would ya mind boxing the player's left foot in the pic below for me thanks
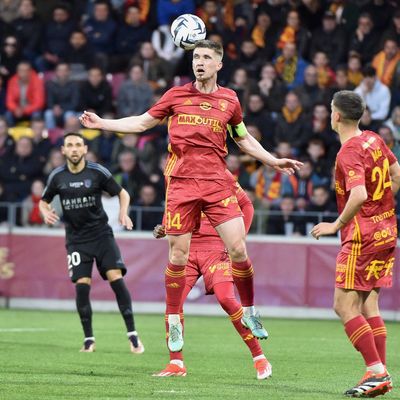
[128,333,145,354]
[168,322,184,352]
[241,313,269,340]
[152,363,187,377]
[254,358,272,380]
[79,338,95,353]
[344,370,392,397]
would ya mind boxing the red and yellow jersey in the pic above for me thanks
[148,82,243,180]
[335,130,397,255]
[190,176,253,251]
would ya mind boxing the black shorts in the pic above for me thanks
[66,235,126,283]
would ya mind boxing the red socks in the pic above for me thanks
[231,258,254,307]
[165,262,186,314]
[344,315,381,367]
[367,316,387,365]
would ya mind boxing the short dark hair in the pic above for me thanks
[362,64,376,77]
[63,132,85,144]
[332,90,365,121]
[194,39,223,59]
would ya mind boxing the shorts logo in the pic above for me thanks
[84,179,92,188]
[200,102,212,111]
[219,100,228,111]
[365,257,394,280]
[336,274,344,283]
[221,195,238,207]
[209,262,230,274]
[166,282,180,288]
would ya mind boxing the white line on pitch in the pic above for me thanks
[0,328,51,332]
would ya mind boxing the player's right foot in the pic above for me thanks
[79,338,95,352]
[168,322,184,352]
[344,370,392,397]
[241,313,269,340]
[152,363,187,377]
[128,333,145,354]
[254,358,272,380]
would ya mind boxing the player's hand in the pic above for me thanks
[273,158,303,175]
[153,224,166,239]
[42,208,59,225]
[119,214,133,230]
[79,110,103,129]
[310,222,338,240]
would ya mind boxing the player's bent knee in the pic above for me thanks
[227,241,247,261]
[169,248,189,265]
[76,277,91,285]
[106,269,123,282]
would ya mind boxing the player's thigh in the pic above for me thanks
[214,217,246,252]
[165,177,202,235]
[66,243,94,283]
[333,287,364,322]
[197,250,232,294]
[94,236,126,281]
[362,288,381,318]
[185,252,201,291]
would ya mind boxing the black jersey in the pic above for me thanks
[42,161,122,244]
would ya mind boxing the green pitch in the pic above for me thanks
[0,310,399,400]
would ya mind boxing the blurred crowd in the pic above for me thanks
[0,0,400,235]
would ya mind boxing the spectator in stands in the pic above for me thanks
[250,11,277,61]
[361,0,396,33]
[132,184,163,231]
[43,148,64,177]
[112,5,151,73]
[306,138,330,185]
[381,8,400,46]
[274,91,309,151]
[225,153,251,188]
[312,51,335,89]
[355,64,391,122]
[113,150,149,204]
[347,52,363,87]
[296,0,324,33]
[156,0,195,27]
[36,4,76,72]
[151,23,183,67]
[359,106,380,132]
[89,126,118,168]
[310,11,346,68]
[372,39,400,88]
[21,178,44,226]
[258,62,287,114]
[79,67,113,116]
[0,75,5,115]
[0,0,21,23]
[282,159,317,201]
[0,116,14,156]
[276,10,310,60]
[83,0,116,68]
[64,30,96,81]
[0,35,23,84]
[12,0,43,63]
[327,65,355,99]
[228,67,257,112]
[274,42,308,90]
[349,13,380,64]
[197,0,234,35]
[116,64,153,118]
[148,152,168,201]
[237,38,264,78]
[378,124,400,162]
[5,61,45,125]
[0,136,43,202]
[31,117,51,165]
[293,64,326,113]
[131,41,172,91]
[266,194,304,236]
[305,185,337,226]
[44,63,80,129]
[384,106,400,141]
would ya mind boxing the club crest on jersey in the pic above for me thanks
[199,102,212,111]
[84,179,92,188]
[219,100,228,111]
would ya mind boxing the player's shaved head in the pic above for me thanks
[332,90,365,122]
[194,39,223,60]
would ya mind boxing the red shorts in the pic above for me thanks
[335,247,395,291]
[165,177,242,234]
[186,250,233,295]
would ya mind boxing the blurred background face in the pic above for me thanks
[308,142,324,159]
[358,16,373,34]
[70,32,86,48]
[3,36,18,55]
[125,6,140,26]
[322,17,336,32]
[53,7,69,23]
[280,197,295,213]
[203,0,217,16]
[49,149,64,167]
[313,52,328,67]
[0,119,8,136]
[248,95,264,113]
[283,43,296,59]
[19,0,34,18]
[335,69,348,88]
[378,126,394,145]
[257,13,271,29]
[88,68,103,86]
[261,64,276,80]
[392,107,400,125]
[312,188,329,206]
[140,42,154,59]
[276,142,291,157]
[55,63,70,80]
[241,41,257,57]
[304,65,317,85]
[31,120,45,138]
[17,63,31,81]
[285,93,300,111]
[363,75,375,91]
[140,185,156,205]
[298,162,312,179]
[383,40,398,59]
[118,152,135,172]
[16,137,33,158]
[246,125,262,141]
[313,105,329,121]
[287,11,300,28]
[31,180,44,197]
[233,68,247,86]
[94,3,109,21]
[129,65,143,82]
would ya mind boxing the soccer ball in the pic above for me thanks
[170,14,206,50]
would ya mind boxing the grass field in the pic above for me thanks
[0,310,399,400]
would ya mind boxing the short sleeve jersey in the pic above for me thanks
[190,180,250,251]
[148,82,243,180]
[335,131,397,254]
[42,161,122,244]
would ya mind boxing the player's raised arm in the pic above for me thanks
[79,111,161,133]
[230,123,303,175]
[39,199,60,225]
[118,188,133,230]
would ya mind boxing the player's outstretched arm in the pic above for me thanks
[118,189,133,230]
[233,127,303,175]
[311,185,367,240]
[39,200,60,225]
[390,161,400,194]
[79,111,161,133]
